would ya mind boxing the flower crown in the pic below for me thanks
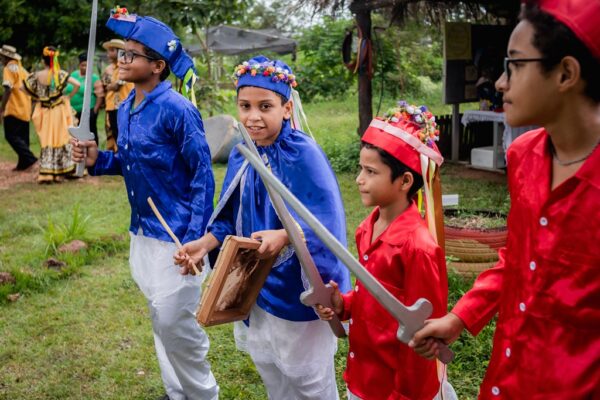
[110,5,129,18]
[42,47,58,57]
[233,60,298,88]
[384,100,439,147]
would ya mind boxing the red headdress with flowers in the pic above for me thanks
[362,100,444,243]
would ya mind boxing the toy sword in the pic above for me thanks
[69,0,98,177]
[236,123,347,338]
[237,144,455,364]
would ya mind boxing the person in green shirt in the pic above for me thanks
[66,53,104,144]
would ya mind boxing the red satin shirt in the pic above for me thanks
[341,204,448,400]
[453,128,600,399]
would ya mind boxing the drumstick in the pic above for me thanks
[147,197,202,276]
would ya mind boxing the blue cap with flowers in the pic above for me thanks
[106,6,196,93]
[234,55,297,100]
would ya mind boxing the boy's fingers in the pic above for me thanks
[410,320,440,346]
[412,340,435,358]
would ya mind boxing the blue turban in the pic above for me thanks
[106,7,196,84]
[235,55,297,100]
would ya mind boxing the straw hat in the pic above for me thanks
[0,45,21,61]
[102,39,125,50]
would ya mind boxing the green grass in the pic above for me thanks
[0,98,501,399]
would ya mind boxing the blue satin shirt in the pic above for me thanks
[208,120,351,321]
[90,81,215,244]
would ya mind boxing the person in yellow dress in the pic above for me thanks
[23,46,80,183]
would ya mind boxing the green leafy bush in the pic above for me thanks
[39,205,91,256]
[322,139,361,173]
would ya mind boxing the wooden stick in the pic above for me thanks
[147,197,202,276]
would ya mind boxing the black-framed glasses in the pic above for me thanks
[117,49,157,64]
[503,57,547,81]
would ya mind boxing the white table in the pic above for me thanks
[461,110,536,170]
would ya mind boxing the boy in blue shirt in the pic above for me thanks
[176,55,351,399]
[71,8,217,400]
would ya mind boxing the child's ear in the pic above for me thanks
[557,56,582,92]
[283,99,293,120]
[152,59,166,76]
[400,171,414,192]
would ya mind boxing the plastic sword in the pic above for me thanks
[237,123,347,338]
[237,144,455,364]
[69,0,98,177]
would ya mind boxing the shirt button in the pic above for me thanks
[363,254,368,261]
[491,386,500,396]
[349,318,353,325]
[529,261,536,271]
[519,302,526,312]
[354,285,359,292]
[505,348,511,358]
[127,165,131,171]
[124,144,128,150]
[349,352,355,359]
[130,190,134,197]
[539,217,548,226]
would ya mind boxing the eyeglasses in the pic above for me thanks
[503,57,547,81]
[117,49,157,64]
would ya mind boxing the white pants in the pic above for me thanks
[234,305,340,400]
[129,232,218,400]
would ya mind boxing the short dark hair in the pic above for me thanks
[361,142,424,198]
[140,43,170,81]
[78,52,87,64]
[236,86,289,106]
[522,2,600,102]
[42,46,57,67]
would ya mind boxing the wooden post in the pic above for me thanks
[356,9,373,136]
[451,103,460,161]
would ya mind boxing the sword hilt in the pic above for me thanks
[300,285,347,338]
[74,147,86,177]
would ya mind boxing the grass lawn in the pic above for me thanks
[0,97,504,399]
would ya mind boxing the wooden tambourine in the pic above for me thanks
[197,236,276,327]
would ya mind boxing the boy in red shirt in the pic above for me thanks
[410,1,600,398]
[317,102,449,400]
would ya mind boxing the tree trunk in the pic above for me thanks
[355,8,372,136]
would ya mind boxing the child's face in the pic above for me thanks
[356,147,405,208]
[107,47,118,63]
[495,20,558,127]
[117,40,162,84]
[237,86,292,146]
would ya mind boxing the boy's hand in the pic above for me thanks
[251,229,289,260]
[70,138,98,167]
[408,313,465,360]
[174,233,219,275]
[315,280,344,320]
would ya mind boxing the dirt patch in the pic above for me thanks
[44,258,67,271]
[442,163,507,184]
[0,161,38,190]
[0,161,104,190]
[0,271,16,285]
[58,240,88,254]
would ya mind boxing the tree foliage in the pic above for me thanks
[294,17,355,101]
[0,0,248,65]
[294,15,444,102]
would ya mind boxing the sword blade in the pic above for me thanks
[236,125,346,338]
[69,0,98,177]
[79,0,98,129]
